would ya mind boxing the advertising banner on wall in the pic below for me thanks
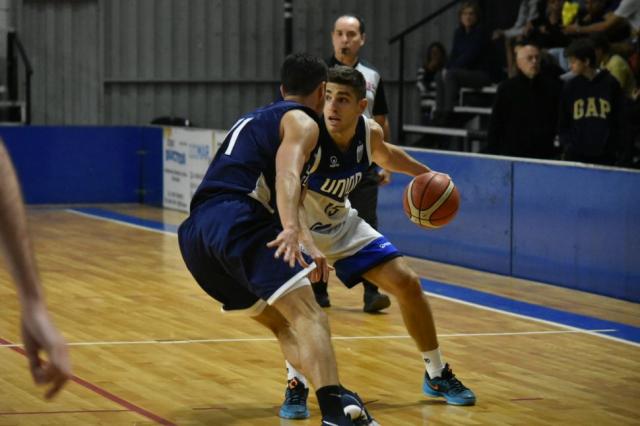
[162,127,223,212]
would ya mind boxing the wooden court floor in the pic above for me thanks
[1,204,638,425]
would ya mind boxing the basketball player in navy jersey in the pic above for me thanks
[279,66,476,419]
[178,54,375,426]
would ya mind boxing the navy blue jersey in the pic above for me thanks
[300,115,402,284]
[191,100,320,212]
[307,115,372,201]
[304,115,373,229]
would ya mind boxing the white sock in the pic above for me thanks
[422,348,445,378]
[286,360,308,388]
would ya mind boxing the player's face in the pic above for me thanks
[324,82,366,133]
[332,17,365,59]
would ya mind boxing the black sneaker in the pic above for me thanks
[363,289,391,313]
[322,416,355,426]
[341,389,379,426]
[423,363,476,406]
[313,281,331,307]
[279,377,310,419]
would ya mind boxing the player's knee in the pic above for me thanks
[293,312,329,336]
[393,270,423,301]
[307,303,329,327]
[290,300,329,330]
[252,307,288,336]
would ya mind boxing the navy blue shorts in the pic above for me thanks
[333,236,402,287]
[178,195,310,311]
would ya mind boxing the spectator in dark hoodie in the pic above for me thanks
[433,1,493,126]
[559,38,627,165]
[488,41,563,158]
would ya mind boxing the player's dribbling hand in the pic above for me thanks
[21,302,72,399]
[267,227,301,268]
[297,243,331,283]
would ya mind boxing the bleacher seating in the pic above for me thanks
[407,84,497,153]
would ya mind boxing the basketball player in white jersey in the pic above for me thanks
[279,66,476,420]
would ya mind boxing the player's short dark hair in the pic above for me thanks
[336,14,366,34]
[564,38,597,68]
[327,66,366,100]
[281,53,328,96]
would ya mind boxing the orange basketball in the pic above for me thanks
[403,171,460,229]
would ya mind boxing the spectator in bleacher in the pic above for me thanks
[550,0,625,70]
[577,0,612,26]
[487,42,563,158]
[564,0,637,41]
[527,0,570,49]
[603,0,640,79]
[433,1,493,126]
[416,42,447,123]
[591,32,637,97]
[559,38,627,165]
[493,0,543,75]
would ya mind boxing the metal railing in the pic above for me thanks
[388,0,461,143]
[7,30,33,124]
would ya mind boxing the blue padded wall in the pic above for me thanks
[4,126,637,302]
[379,150,513,275]
[378,149,640,302]
[140,127,163,206]
[1,126,162,204]
[512,163,640,301]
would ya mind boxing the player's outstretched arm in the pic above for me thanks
[0,140,71,399]
[267,110,320,268]
[369,120,430,176]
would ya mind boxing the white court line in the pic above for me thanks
[0,329,617,348]
[424,290,640,348]
[65,209,178,237]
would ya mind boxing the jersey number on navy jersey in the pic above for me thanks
[224,117,255,156]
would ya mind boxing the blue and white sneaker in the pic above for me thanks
[423,363,476,406]
[279,377,310,419]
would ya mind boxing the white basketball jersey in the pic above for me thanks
[303,116,382,261]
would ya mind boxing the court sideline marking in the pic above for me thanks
[66,207,640,348]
